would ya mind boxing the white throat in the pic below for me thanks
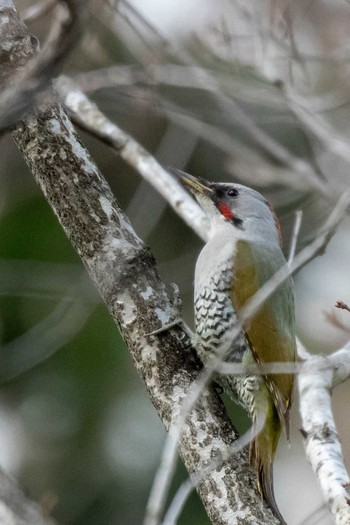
[195,220,238,296]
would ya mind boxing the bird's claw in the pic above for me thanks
[145,319,182,337]
[144,283,183,336]
[170,282,182,313]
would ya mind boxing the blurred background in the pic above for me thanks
[1,0,350,523]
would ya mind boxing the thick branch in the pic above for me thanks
[0,2,279,524]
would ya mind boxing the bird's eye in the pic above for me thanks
[227,188,238,197]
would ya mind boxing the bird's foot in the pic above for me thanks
[170,282,183,313]
[145,318,182,336]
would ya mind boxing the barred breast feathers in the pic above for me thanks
[194,224,247,362]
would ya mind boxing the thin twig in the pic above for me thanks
[98,1,329,197]
[0,275,96,382]
[161,479,193,525]
[219,348,350,384]
[161,410,267,525]
[22,0,57,22]
[288,209,303,265]
[286,87,350,172]
[125,124,199,238]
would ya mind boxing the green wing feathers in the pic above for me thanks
[231,240,295,523]
[231,240,296,438]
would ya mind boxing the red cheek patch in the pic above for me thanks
[217,202,233,221]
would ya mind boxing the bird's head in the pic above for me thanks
[173,168,282,246]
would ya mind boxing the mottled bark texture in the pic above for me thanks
[0,0,84,132]
[0,2,281,524]
[299,349,350,525]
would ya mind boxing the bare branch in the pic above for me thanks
[55,76,210,241]
[161,479,193,525]
[71,60,328,195]
[288,209,303,265]
[286,201,350,524]
[286,195,350,525]
[298,342,350,524]
[0,278,95,382]
[285,88,350,171]
[0,0,85,133]
[219,348,350,386]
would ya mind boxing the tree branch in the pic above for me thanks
[297,340,350,525]
[0,0,84,133]
[22,0,57,23]
[0,2,280,524]
[55,76,210,241]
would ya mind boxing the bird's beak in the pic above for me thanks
[169,167,213,196]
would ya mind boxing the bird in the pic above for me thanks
[174,168,296,524]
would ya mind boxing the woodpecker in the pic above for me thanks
[175,169,296,524]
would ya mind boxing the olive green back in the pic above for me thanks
[231,240,296,436]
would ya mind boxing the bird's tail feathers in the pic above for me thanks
[250,409,287,524]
